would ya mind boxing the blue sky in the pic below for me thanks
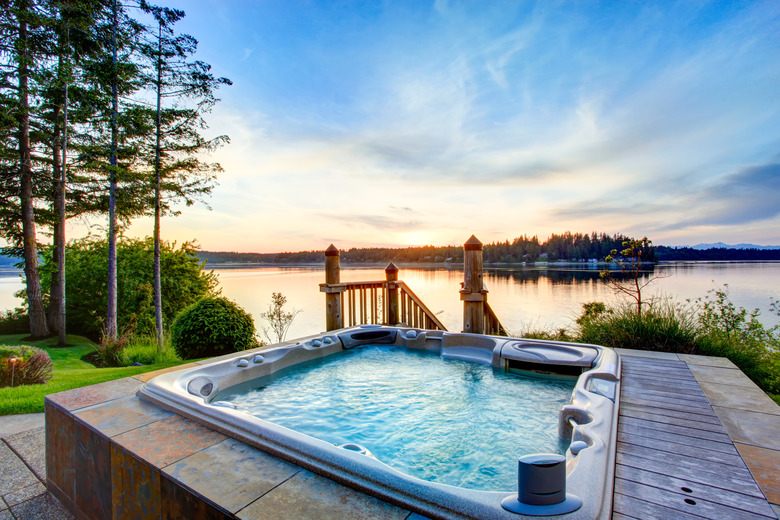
[103,1,780,251]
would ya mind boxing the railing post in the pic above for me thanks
[324,244,343,331]
[461,235,486,334]
[385,262,399,325]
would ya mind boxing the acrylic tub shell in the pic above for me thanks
[138,326,620,520]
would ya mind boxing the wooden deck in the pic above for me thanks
[613,354,779,519]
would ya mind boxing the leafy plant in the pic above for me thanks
[259,292,301,344]
[600,237,664,313]
[35,236,219,340]
[0,346,54,387]
[122,334,181,365]
[171,297,258,359]
[694,285,779,394]
[0,309,30,335]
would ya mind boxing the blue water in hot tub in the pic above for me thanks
[217,345,575,491]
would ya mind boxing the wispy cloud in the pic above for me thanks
[109,1,780,250]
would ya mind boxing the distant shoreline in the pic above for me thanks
[202,259,780,270]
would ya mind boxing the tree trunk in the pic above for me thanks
[48,102,63,334]
[58,67,68,346]
[17,4,49,338]
[153,21,163,350]
[106,0,119,340]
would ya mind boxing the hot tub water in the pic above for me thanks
[216,346,575,491]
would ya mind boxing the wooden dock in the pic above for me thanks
[613,353,779,519]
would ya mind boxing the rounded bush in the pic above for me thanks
[171,297,257,359]
[0,345,54,387]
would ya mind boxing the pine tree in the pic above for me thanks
[138,1,230,348]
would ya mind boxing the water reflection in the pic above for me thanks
[0,261,777,338]
[213,262,780,339]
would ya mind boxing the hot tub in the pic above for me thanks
[138,326,620,520]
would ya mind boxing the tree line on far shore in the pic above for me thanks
[198,232,780,266]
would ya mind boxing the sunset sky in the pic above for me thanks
[69,1,780,252]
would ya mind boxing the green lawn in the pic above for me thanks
[0,334,186,415]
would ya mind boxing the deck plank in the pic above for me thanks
[617,422,737,454]
[620,367,698,380]
[616,448,762,498]
[618,415,732,443]
[617,430,746,467]
[615,479,774,520]
[620,387,712,407]
[619,394,717,416]
[616,464,776,517]
[621,368,700,382]
[613,492,711,520]
[619,402,723,425]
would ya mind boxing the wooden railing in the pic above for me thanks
[398,281,447,330]
[322,238,508,335]
[484,302,507,336]
[341,280,385,327]
[319,259,446,331]
[323,278,447,331]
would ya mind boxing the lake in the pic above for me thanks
[1,261,778,339]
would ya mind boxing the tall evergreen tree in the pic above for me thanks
[0,0,55,338]
[138,1,229,348]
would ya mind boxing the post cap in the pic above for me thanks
[464,235,483,251]
[325,244,340,257]
[385,262,399,273]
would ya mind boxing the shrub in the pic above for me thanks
[0,345,54,387]
[577,300,700,353]
[694,286,780,394]
[123,334,182,365]
[95,334,130,368]
[259,292,301,344]
[35,237,219,339]
[0,309,30,335]
[171,297,257,359]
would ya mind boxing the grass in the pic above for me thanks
[0,334,188,415]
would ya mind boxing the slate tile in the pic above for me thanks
[111,443,162,520]
[687,364,760,389]
[44,402,75,504]
[161,475,233,520]
[713,406,780,451]
[163,438,301,514]
[735,443,780,505]
[46,378,142,412]
[112,415,225,469]
[237,469,409,520]
[75,395,173,438]
[677,354,737,369]
[699,381,780,416]
[74,419,111,520]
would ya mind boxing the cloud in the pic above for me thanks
[319,212,422,232]
[673,162,780,227]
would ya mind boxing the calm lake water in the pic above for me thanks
[1,261,778,338]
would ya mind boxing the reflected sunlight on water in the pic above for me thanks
[1,262,778,338]
[212,262,780,339]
